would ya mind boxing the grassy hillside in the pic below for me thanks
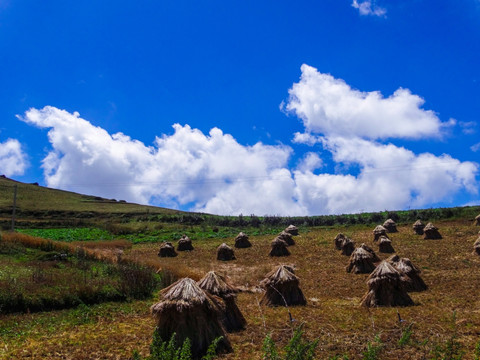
[0,176,182,214]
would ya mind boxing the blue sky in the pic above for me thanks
[0,0,479,215]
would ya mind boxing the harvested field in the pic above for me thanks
[2,219,480,359]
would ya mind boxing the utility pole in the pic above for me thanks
[11,184,17,231]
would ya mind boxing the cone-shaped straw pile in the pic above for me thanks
[285,224,299,236]
[151,278,232,358]
[197,271,246,332]
[360,261,414,307]
[158,242,178,257]
[424,223,442,239]
[373,225,388,242]
[277,231,295,246]
[177,235,194,251]
[378,236,395,253]
[360,243,381,262]
[269,237,290,257]
[346,247,376,274]
[234,232,251,248]
[388,255,427,292]
[413,220,425,235]
[340,237,355,256]
[334,233,346,250]
[217,243,236,261]
[383,219,398,233]
[260,265,306,306]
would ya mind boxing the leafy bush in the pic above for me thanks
[132,331,221,360]
[262,325,318,360]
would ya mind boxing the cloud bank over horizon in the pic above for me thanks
[10,65,479,215]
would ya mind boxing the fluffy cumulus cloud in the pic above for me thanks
[19,106,304,215]
[287,65,446,140]
[285,64,478,214]
[0,138,28,177]
[351,0,386,17]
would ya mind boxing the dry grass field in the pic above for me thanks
[2,219,480,359]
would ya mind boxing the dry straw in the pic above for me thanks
[151,278,233,358]
[197,271,246,332]
[260,265,306,306]
[346,247,376,274]
[361,261,414,307]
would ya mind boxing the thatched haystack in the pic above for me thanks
[269,237,290,257]
[346,247,376,274]
[260,265,306,306]
[383,219,398,233]
[158,242,178,257]
[340,237,355,256]
[217,243,236,261]
[278,231,295,246]
[388,255,427,292]
[475,214,480,226]
[177,235,194,251]
[378,236,395,253]
[473,238,480,256]
[360,261,414,307]
[359,243,381,262]
[234,232,251,248]
[285,224,299,236]
[373,225,388,242]
[151,278,232,358]
[413,220,425,235]
[423,222,442,239]
[197,271,246,332]
[334,233,346,250]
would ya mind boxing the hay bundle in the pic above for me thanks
[473,238,480,255]
[383,219,398,233]
[269,237,290,257]
[234,232,251,248]
[413,220,425,235]
[177,235,194,251]
[217,243,236,261]
[197,271,246,332]
[285,224,299,236]
[378,236,395,253]
[423,222,442,239]
[359,243,381,262]
[346,247,376,274]
[360,261,414,307]
[340,237,355,256]
[277,231,295,246]
[158,242,177,257]
[388,255,427,292]
[373,225,388,242]
[334,233,346,250]
[260,265,306,306]
[151,278,232,358]
[475,214,480,226]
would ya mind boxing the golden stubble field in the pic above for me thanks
[2,219,480,359]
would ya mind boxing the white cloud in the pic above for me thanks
[471,142,480,152]
[287,64,447,141]
[285,64,479,214]
[0,138,28,177]
[19,106,304,215]
[352,0,386,17]
[297,152,323,172]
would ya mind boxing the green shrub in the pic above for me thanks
[262,325,318,360]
